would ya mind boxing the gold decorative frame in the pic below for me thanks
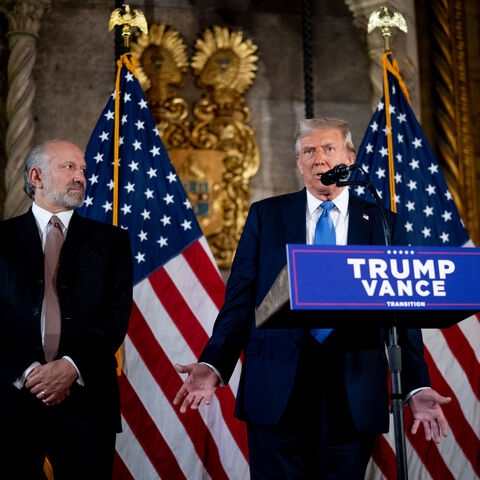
[132,25,259,268]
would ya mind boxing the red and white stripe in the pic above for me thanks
[113,236,249,479]
[367,314,480,480]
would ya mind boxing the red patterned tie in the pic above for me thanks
[43,215,64,362]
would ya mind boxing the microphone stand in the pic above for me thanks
[337,168,409,480]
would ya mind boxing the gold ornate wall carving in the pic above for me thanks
[132,25,259,268]
[417,0,479,244]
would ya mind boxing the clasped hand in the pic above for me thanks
[24,359,78,406]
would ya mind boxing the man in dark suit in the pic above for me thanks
[174,118,451,479]
[0,140,133,479]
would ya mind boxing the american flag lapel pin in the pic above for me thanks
[362,212,369,221]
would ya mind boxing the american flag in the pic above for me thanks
[351,53,480,480]
[77,54,249,479]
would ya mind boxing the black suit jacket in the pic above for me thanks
[0,209,133,433]
[200,189,431,433]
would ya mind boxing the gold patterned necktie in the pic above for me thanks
[43,215,64,362]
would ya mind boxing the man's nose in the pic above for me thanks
[73,170,86,184]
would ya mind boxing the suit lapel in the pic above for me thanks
[58,212,87,279]
[17,209,44,272]
[347,192,373,245]
[281,189,307,245]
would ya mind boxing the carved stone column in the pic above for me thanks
[345,0,421,116]
[1,0,51,219]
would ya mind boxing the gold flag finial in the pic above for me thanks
[367,6,407,51]
[109,4,148,49]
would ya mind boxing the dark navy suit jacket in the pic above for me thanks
[200,189,431,434]
[0,209,133,434]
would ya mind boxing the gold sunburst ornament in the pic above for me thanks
[191,26,258,106]
[131,24,189,100]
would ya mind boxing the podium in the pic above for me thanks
[256,244,480,329]
[255,244,480,480]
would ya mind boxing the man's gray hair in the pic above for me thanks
[294,118,355,157]
[23,141,54,199]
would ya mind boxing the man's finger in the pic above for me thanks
[422,421,431,441]
[410,419,420,435]
[180,394,194,414]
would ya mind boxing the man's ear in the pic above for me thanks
[29,167,44,189]
[296,156,304,174]
[346,152,356,166]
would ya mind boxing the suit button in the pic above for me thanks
[59,285,67,289]
[38,278,43,285]
[33,308,40,316]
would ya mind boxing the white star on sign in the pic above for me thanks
[355,185,365,196]
[441,210,452,222]
[150,146,161,157]
[104,110,114,120]
[370,121,378,132]
[147,167,157,178]
[394,194,400,204]
[94,152,104,163]
[120,203,131,215]
[389,104,396,114]
[140,209,151,221]
[181,219,192,230]
[135,252,145,263]
[138,99,148,109]
[375,167,386,179]
[84,195,93,207]
[135,120,145,130]
[102,201,113,212]
[405,201,415,211]
[157,236,168,247]
[89,174,99,185]
[138,230,148,242]
[405,222,413,232]
[183,198,192,209]
[107,179,115,190]
[160,215,171,226]
[428,163,439,174]
[365,143,373,154]
[445,190,453,201]
[396,153,403,163]
[377,101,384,111]
[397,113,407,123]
[125,71,134,82]
[121,114,128,125]
[412,137,422,149]
[132,140,142,151]
[124,182,135,193]
[382,126,391,135]
[124,93,131,102]
[423,205,434,217]
[99,131,109,142]
[145,188,154,199]
[166,172,177,183]
[397,134,404,143]
[163,193,174,204]
[394,172,402,183]
[425,184,436,196]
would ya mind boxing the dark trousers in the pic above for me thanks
[2,390,116,480]
[246,333,376,480]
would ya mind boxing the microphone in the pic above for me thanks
[320,164,358,186]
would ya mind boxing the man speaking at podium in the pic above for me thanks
[174,118,450,479]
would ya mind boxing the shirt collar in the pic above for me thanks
[306,187,349,217]
[32,202,74,233]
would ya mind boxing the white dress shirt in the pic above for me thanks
[305,187,350,245]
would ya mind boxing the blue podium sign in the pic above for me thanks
[287,244,480,310]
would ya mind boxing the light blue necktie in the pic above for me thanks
[311,201,336,343]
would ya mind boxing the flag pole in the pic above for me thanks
[108,3,148,374]
[368,7,409,480]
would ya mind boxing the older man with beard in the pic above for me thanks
[0,140,133,479]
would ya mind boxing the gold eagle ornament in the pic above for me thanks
[109,4,148,47]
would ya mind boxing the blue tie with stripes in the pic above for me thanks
[311,201,336,343]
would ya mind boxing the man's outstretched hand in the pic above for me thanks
[409,388,451,444]
[173,363,220,413]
